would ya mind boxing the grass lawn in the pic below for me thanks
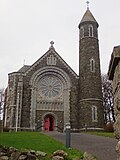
[0,132,83,160]
[84,131,115,138]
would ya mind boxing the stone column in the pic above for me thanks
[63,88,70,130]
[114,99,120,160]
[30,86,37,131]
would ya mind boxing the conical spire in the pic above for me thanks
[81,9,97,23]
[79,8,98,28]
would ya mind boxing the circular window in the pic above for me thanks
[39,76,62,98]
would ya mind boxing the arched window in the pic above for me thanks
[80,27,84,38]
[90,58,95,72]
[92,106,98,122]
[47,55,57,65]
[89,25,93,37]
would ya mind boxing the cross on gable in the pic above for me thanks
[50,41,54,47]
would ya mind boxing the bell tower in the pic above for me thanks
[78,5,104,129]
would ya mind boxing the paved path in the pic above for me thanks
[44,131,117,160]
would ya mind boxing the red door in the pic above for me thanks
[44,117,50,131]
[44,115,54,131]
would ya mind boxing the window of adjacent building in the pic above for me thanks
[80,27,84,38]
[89,25,93,37]
[92,106,98,122]
[90,58,95,72]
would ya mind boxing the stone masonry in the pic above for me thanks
[108,45,120,159]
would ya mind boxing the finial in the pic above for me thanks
[50,41,54,47]
[86,1,90,10]
[49,41,55,49]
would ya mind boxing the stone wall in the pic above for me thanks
[0,145,96,160]
[0,145,47,160]
[108,45,120,159]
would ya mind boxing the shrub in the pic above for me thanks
[104,122,114,132]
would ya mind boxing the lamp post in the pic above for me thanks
[66,123,71,148]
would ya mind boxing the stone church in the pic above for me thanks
[3,7,104,132]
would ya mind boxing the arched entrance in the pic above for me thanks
[44,115,54,131]
[30,66,71,130]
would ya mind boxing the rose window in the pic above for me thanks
[39,76,62,98]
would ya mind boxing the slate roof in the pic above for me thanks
[18,65,30,73]
[80,8,97,23]
[78,8,98,28]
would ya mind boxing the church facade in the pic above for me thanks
[3,8,104,132]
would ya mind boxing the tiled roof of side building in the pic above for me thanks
[18,65,30,73]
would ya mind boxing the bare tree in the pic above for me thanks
[0,88,4,120]
[102,74,115,123]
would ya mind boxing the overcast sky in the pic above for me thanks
[0,0,120,89]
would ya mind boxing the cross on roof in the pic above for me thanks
[86,1,90,9]
[50,41,54,47]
